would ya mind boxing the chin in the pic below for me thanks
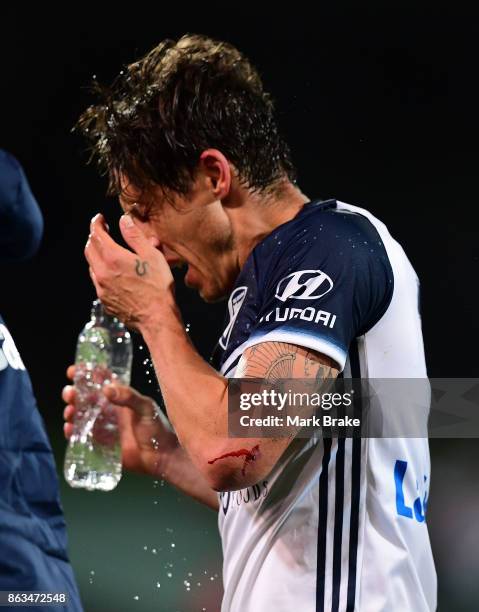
[199,282,229,304]
[200,290,228,304]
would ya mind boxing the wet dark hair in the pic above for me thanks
[76,34,296,199]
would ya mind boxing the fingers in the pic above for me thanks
[62,372,76,439]
[84,213,124,275]
[63,404,75,421]
[63,374,153,418]
[62,358,155,446]
[62,384,76,440]
[103,383,156,417]
[62,384,75,404]
[88,265,102,298]
[89,214,116,253]
[119,214,151,256]
[63,405,75,441]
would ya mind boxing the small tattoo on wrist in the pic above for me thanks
[135,259,148,276]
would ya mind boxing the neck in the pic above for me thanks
[224,180,310,268]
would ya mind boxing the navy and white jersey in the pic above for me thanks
[213,200,436,612]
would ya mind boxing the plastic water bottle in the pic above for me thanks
[64,300,133,491]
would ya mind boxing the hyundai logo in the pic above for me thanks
[275,270,333,302]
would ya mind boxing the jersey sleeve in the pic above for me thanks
[245,212,394,371]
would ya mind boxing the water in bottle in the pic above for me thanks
[64,300,133,491]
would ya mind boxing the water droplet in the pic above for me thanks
[171,543,175,548]
[143,545,148,551]
[167,572,173,578]
[139,345,144,351]
[188,572,192,577]
[152,548,157,555]
[133,595,139,600]
[156,582,161,588]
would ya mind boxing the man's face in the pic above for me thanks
[119,177,240,302]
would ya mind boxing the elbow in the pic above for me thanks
[199,443,265,492]
[204,466,241,493]
[204,465,262,493]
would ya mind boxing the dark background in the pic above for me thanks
[0,5,477,611]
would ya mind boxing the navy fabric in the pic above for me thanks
[0,150,43,262]
[0,152,82,610]
[215,199,394,373]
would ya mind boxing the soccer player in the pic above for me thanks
[63,35,436,611]
[0,150,83,610]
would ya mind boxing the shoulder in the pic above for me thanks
[0,149,23,180]
[251,200,391,289]
[0,150,24,202]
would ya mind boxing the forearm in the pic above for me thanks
[141,303,230,470]
[160,441,219,511]
[139,303,285,492]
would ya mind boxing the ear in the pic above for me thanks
[198,149,232,200]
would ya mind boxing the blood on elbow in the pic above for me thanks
[208,444,261,476]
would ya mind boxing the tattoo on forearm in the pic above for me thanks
[135,259,148,276]
[241,342,338,383]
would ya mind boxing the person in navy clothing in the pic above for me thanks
[0,150,83,611]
